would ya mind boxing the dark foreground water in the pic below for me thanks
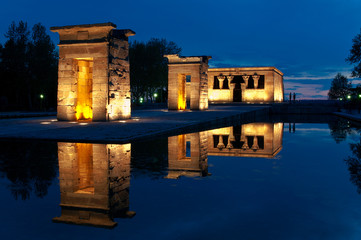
[1,119,361,240]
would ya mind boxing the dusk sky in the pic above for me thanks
[1,0,361,99]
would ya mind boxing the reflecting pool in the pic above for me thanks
[1,119,361,239]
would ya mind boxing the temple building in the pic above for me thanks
[208,67,284,103]
[51,23,135,121]
[165,55,284,110]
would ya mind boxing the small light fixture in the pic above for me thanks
[154,93,158,98]
[40,94,44,99]
[347,95,351,99]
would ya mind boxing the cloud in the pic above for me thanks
[284,81,330,99]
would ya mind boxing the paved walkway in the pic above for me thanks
[0,105,270,143]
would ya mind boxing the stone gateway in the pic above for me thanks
[51,23,135,121]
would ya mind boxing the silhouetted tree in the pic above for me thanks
[129,38,181,103]
[1,21,31,109]
[345,140,361,193]
[346,29,361,78]
[29,23,58,109]
[0,21,57,111]
[328,73,351,100]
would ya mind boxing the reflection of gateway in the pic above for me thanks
[208,123,283,158]
[53,143,135,228]
[166,132,208,179]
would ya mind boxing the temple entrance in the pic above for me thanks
[177,74,187,110]
[233,82,242,102]
[76,59,93,120]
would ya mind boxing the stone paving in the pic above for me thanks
[0,105,270,143]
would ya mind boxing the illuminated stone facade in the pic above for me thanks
[207,123,283,158]
[51,23,135,121]
[208,67,284,103]
[164,54,211,110]
[166,132,208,178]
[53,143,134,228]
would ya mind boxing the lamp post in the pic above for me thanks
[40,94,44,111]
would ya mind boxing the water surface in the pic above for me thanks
[0,120,361,239]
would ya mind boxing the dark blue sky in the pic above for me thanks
[1,0,361,99]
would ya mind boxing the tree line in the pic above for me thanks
[328,29,361,100]
[0,21,57,111]
[0,21,182,111]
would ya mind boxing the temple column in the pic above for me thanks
[227,75,234,101]
[253,74,260,89]
[230,83,236,101]
[217,135,225,149]
[242,75,249,88]
[241,136,249,150]
[241,83,247,102]
[217,75,225,89]
[251,136,259,150]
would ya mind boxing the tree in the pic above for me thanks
[1,21,31,109]
[0,21,57,111]
[346,29,361,77]
[129,38,181,103]
[328,73,351,100]
[29,23,58,109]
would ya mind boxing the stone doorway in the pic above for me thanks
[233,82,242,102]
[76,59,93,120]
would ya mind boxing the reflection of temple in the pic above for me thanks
[53,143,135,228]
[207,123,283,158]
[166,132,208,179]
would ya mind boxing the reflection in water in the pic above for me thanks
[0,141,58,200]
[166,132,208,179]
[329,119,353,144]
[208,123,283,158]
[0,122,285,229]
[53,143,135,228]
[345,140,361,193]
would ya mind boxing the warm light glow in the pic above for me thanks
[76,143,94,194]
[177,74,186,110]
[40,121,51,125]
[75,59,93,120]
